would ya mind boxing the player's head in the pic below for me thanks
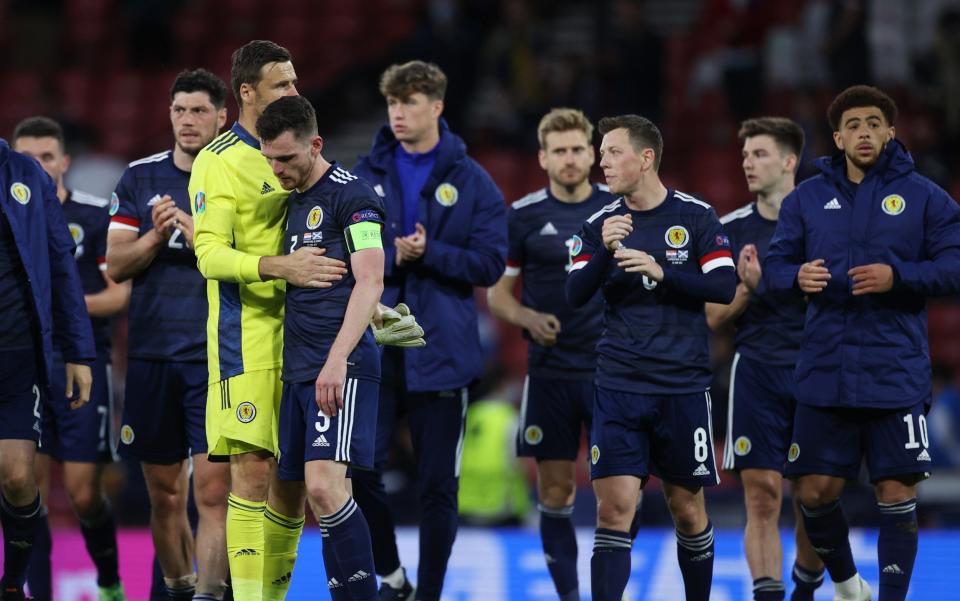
[738,117,804,195]
[256,96,322,191]
[597,114,663,195]
[379,60,446,146]
[170,69,228,156]
[12,116,69,186]
[537,108,595,191]
[231,40,298,120]
[828,85,897,172]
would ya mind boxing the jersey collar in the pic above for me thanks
[231,122,260,150]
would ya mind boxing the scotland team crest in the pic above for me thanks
[435,183,458,207]
[306,206,324,230]
[236,402,257,423]
[523,425,543,446]
[591,445,600,465]
[734,436,752,456]
[665,225,689,248]
[788,443,800,463]
[10,182,31,205]
[881,194,905,216]
[69,223,85,258]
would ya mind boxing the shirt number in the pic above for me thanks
[168,229,184,249]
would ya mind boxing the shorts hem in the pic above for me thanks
[723,461,786,474]
[784,464,859,480]
[590,466,648,481]
[518,448,580,461]
[867,468,932,483]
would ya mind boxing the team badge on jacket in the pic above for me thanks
[10,182,30,205]
[882,194,905,216]
[435,182,459,207]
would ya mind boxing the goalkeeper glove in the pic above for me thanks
[374,303,426,347]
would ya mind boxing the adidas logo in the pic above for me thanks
[692,463,711,476]
[261,181,275,195]
[272,571,292,585]
[313,435,330,448]
[813,546,833,555]
[917,449,931,462]
[234,548,259,557]
[539,222,559,235]
[328,577,343,589]
[883,563,904,575]
[8,540,31,549]
[690,551,714,562]
[544,553,556,564]
[348,570,371,583]
[824,198,841,209]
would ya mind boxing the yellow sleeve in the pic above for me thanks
[189,151,264,284]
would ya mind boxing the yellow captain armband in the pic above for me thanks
[344,221,383,253]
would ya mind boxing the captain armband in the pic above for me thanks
[344,221,383,253]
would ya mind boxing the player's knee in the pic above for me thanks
[67,484,103,518]
[1,463,35,498]
[195,476,230,511]
[874,478,917,505]
[596,496,635,529]
[538,480,575,508]
[306,479,347,515]
[744,481,782,522]
[666,495,706,533]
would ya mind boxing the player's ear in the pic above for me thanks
[887,125,896,142]
[62,153,71,174]
[239,82,254,107]
[217,107,228,130]
[432,99,444,119]
[312,136,324,156]
[537,148,548,171]
[832,130,844,151]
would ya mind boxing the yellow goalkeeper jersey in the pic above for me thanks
[189,122,289,383]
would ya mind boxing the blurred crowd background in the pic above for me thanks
[2,0,960,535]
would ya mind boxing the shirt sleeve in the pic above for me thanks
[566,218,611,308]
[108,168,142,234]
[505,207,524,277]
[695,209,735,274]
[94,207,109,272]
[660,209,736,303]
[339,184,386,253]
[190,152,263,284]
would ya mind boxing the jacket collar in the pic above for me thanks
[814,138,915,189]
[366,118,467,176]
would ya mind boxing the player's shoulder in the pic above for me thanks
[127,150,171,170]
[69,189,110,209]
[671,189,715,214]
[719,202,755,225]
[201,130,244,158]
[511,188,548,211]
[326,165,381,204]
[586,196,624,224]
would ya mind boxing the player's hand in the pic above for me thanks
[522,309,561,346]
[373,303,426,347]
[614,247,664,281]
[738,244,762,292]
[395,223,427,264]
[797,259,830,294]
[65,363,92,410]
[173,209,194,249]
[315,356,347,416]
[849,263,894,295]
[282,247,347,288]
[602,215,633,252]
[149,196,178,239]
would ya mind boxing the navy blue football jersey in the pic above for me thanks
[506,184,614,379]
[109,150,206,362]
[720,202,805,366]
[569,190,734,394]
[63,190,111,352]
[282,164,385,383]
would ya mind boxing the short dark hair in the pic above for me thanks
[255,95,317,143]
[12,116,65,152]
[827,85,898,130]
[230,40,292,107]
[379,60,447,101]
[170,68,228,109]
[598,114,664,170]
[738,117,805,159]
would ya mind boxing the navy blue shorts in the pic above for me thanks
[785,401,932,482]
[721,353,796,473]
[41,351,114,462]
[119,359,207,464]
[516,375,593,461]
[0,349,43,443]
[278,377,379,481]
[590,387,720,488]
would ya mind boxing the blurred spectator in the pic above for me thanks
[823,0,872,89]
[598,0,664,124]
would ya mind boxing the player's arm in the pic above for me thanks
[764,191,824,293]
[43,175,94,407]
[85,270,131,317]
[416,175,507,287]
[315,223,386,417]
[566,220,612,308]
[654,211,736,303]
[880,188,960,296]
[705,283,750,332]
[106,195,178,282]
[488,272,561,346]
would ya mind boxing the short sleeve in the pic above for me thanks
[695,208,735,274]
[569,218,601,273]
[108,168,142,233]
